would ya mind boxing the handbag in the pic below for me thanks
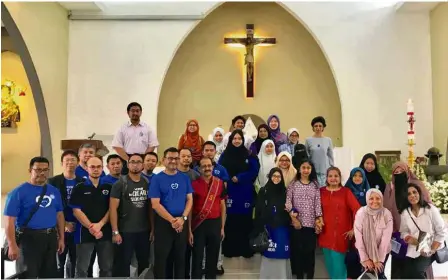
[433,241,448,264]
[249,226,270,253]
[357,270,378,280]
[2,184,47,261]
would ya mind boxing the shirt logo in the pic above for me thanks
[102,190,109,195]
[140,132,144,137]
[36,195,53,208]
[244,202,251,208]
[214,170,220,175]
[171,183,179,190]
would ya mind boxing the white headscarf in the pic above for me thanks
[208,127,225,162]
[257,140,277,188]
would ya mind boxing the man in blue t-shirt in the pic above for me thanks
[3,156,65,278]
[148,147,193,279]
[198,141,230,275]
[102,154,123,185]
[75,143,106,179]
[48,150,85,278]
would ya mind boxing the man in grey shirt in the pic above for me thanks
[109,153,150,277]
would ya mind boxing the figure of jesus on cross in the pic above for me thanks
[224,24,276,98]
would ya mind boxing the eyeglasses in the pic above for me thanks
[63,158,78,163]
[88,165,103,170]
[32,168,50,174]
[129,161,143,165]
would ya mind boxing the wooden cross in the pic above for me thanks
[224,24,276,98]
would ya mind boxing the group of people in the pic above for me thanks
[2,101,447,280]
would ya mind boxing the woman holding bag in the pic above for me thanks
[252,167,292,279]
[354,189,393,279]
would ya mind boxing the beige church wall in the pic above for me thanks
[157,2,341,155]
[4,2,69,175]
[1,52,40,193]
[430,3,448,162]
[66,2,433,163]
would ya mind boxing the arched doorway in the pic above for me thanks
[1,3,53,172]
[157,2,342,155]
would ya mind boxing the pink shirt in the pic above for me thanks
[354,207,393,263]
[112,121,159,154]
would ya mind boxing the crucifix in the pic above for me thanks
[224,24,276,98]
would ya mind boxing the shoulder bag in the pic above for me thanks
[2,184,47,261]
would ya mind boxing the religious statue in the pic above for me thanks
[423,147,448,183]
[244,37,255,82]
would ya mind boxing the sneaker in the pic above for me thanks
[216,266,225,275]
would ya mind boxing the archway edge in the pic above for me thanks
[157,1,343,143]
[1,3,53,174]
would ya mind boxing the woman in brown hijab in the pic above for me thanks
[177,119,205,166]
[383,161,433,279]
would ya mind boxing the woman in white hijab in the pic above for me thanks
[256,140,277,190]
[279,128,300,154]
[208,127,225,162]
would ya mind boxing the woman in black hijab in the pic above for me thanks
[219,129,260,258]
[249,124,272,156]
[253,167,291,279]
[359,153,386,193]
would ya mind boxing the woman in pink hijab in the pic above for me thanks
[383,161,433,279]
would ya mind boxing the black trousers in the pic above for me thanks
[391,254,406,279]
[403,256,432,279]
[87,248,96,277]
[114,231,150,277]
[290,227,316,279]
[191,218,221,279]
[16,229,58,278]
[57,233,76,278]
[154,215,188,279]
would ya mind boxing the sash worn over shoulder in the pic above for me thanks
[191,177,221,231]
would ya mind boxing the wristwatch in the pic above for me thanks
[182,216,188,221]
[112,231,119,236]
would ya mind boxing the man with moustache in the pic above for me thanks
[103,154,123,185]
[112,102,159,175]
[189,157,226,279]
[48,150,85,278]
[142,152,158,182]
[149,147,193,279]
[198,141,230,275]
[3,157,65,278]
[109,154,150,277]
[70,157,114,277]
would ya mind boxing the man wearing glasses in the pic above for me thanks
[3,157,65,278]
[109,154,150,277]
[149,147,193,279]
[69,157,114,277]
[48,150,85,278]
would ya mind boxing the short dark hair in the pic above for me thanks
[232,115,246,126]
[311,116,327,127]
[127,102,142,112]
[29,157,49,169]
[144,152,158,162]
[199,157,213,166]
[78,143,96,153]
[163,147,179,157]
[202,141,216,150]
[106,154,121,164]
[179,148,192,155]
[61,150,79,162]
[128,153,144,162]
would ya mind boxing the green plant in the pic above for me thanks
[378,162,393,183]
[424,180,448,214]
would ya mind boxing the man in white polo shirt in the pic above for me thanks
[112,102,159,175]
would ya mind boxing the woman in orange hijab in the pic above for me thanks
[178,119,205,166]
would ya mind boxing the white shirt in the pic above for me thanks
[112,121,159,154]
[222,131,254,151]
[399,205,446,258]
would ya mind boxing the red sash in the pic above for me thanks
[191,177,221,231]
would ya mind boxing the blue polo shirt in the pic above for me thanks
[4,183,63,229]
[102,174,119,185]
[75,165,106,180]
[195,163,230,182]
[148,171,193,217]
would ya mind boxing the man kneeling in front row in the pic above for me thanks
[190,157,226,279]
